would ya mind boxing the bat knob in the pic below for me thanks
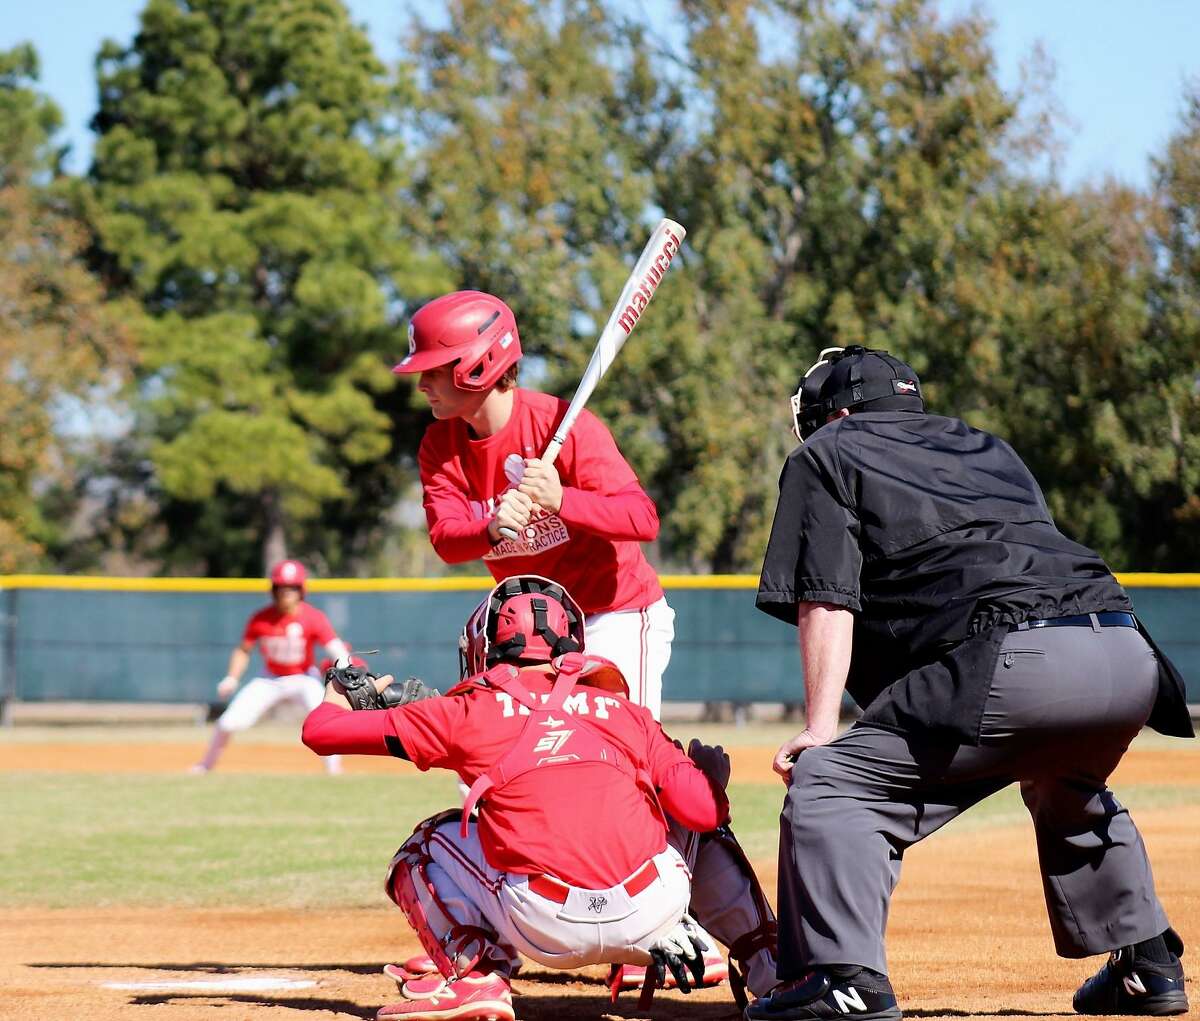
[498,526,519,541]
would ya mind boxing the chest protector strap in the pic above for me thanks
[461,654,664,838]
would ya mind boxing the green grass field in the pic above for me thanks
[6,755,1198,910]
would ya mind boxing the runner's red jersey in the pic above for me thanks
[418,388,664,615]
[242,603,337,676]
[303,668,727,888]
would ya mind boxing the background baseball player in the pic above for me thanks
[392,289,674,718]
[302,575,778,1021]
[750,346,1193,1021]
[192,559,349,775]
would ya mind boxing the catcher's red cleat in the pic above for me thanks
[614,947,729,991]
[376,971,514,1021]
[383,955,439,988]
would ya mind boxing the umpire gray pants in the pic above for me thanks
[778,624,1169,979]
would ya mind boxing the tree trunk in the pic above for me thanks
[262,489,288,573]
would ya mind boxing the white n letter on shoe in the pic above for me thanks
[1123,973,1147,997]
[832,986,868,1013]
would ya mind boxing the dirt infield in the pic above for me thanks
[4,739,1197,1020]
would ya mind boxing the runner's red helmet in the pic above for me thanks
[269,559,307,594]
[393,291,522,392]
[459,575,585,678]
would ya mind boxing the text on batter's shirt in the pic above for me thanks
[468,451,573,559]
[418,389,663,615]
[242,602,336,676]
[385,669,718,888]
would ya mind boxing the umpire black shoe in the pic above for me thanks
[744,967,902,1021]
[1074,932,1188,1016]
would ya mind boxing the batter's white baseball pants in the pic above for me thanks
[584,596,675,721]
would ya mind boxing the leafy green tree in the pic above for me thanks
[83,0,446,575]
[0,45,135,572]
[1133,83,1200,568]
[405,0,1127,571]
[632,0,1034,567]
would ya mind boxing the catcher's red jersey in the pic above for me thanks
[242,603,336,676]
[418,388,663,615]
[302,668,727,888]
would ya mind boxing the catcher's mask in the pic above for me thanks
[459,575,585,679]
[790,345,924,442]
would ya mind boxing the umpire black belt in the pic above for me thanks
[1011,611,1136,632]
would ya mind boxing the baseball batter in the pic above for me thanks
[392,290,673,718]
[192,560,349,775]
[302,575,779,1021]
[749,346,1193,1021]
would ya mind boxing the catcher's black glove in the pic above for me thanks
[325,663,440,711]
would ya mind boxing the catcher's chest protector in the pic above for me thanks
[460,655,661,838]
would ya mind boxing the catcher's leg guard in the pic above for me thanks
[385,810,513,982]
[689,824,779,1007]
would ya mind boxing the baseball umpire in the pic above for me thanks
[748,345,1193,1021]
[302,574,778,1021]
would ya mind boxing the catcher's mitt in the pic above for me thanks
[325,663,440,711]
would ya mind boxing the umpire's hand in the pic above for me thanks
[773,726,835,785]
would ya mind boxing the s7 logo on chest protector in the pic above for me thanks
[534,729,574,755]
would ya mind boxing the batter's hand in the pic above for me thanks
[216,676,238,699]
[687,738,731,790]
[489,489,534,542]
[773,727,834,785]
[518,457,563,514]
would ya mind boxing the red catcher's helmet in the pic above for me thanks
[270,559,307,594]
[393,291,522,392]
[459,575,585,679]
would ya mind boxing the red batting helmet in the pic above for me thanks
[459,575,585,679]
[269,559,307,594]
[393,291,522,392]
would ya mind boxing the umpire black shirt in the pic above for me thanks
[755,411,1192,742]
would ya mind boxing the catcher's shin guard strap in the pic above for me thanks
[385,811,498,981]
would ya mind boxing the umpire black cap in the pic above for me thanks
[791,345,924,441]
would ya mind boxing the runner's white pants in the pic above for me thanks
[219,672,325,730]
[398,818,692,971]
[584,596,675,721]
[218,672,341,772]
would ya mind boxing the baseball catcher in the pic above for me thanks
[302,574,778,1021]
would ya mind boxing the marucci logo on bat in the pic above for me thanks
[616,227,683,335]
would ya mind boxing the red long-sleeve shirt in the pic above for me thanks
[418,388,663,615]
[302,675,728,888]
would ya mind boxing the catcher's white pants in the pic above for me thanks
[412,819,692,971]
[584,596,675,721]
[216,673,341,773]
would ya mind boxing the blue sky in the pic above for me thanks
[5,0,1198,189]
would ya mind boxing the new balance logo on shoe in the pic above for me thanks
[1124,973,1148,997]
[832,986,869,1013]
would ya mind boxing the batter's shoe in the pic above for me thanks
[743,967,901,1021]
[376,970,514,1021]
[1074,931,1188,1016]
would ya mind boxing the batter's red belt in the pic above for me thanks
[526,859,659,904]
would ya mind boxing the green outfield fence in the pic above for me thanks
[1,574,1198,711]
